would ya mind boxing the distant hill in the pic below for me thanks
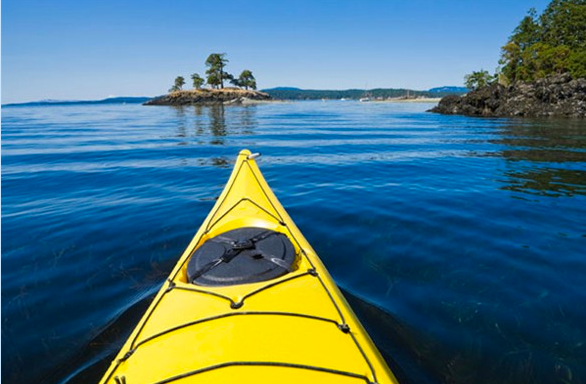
[428,86,468,93]
[2,96,151,107]
[263,87,302,91]
[262,87,466,100]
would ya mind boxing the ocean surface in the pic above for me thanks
[2,100,585,384]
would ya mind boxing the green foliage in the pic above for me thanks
[525,43,571,79]
[229,77,241,88]
[169,53,259,93]
[499,9,541,82]
[174,76,185,90]
[568,50,586,77]
[238,70,257,90]
[191,73,204,89]
[205,53,232,88]
[206,72,220,88]
[499,0,586,82]
[514,8,542,50]
[169,76,185,92]
[224,73,236,86]
[464,70,496,90]
[541,0,586,48]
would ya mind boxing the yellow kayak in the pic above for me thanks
[99,149,399,384]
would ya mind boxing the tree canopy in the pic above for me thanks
[169,76,185,92]
[191,73,204,89]
[205,53,231,89]
[168,53,259,92]
[466,0,586,87]
[499,0,586,83]
[230,70,257,90]
[238,70,257,90]
[464,70,495,90]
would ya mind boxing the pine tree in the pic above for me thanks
[191,73,204,89]
[238,70,257,90]
[205,53,231,89]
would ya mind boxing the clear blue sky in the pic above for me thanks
[2,0,551,103]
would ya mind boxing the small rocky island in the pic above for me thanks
[144,88,271,106]
[145,53,271,106]
[431,0,586,119]
[430,73,586,118]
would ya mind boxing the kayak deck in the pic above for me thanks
[99,149,399,384]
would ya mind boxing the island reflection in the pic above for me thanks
[172,104,258,144]
[492,120,586,197]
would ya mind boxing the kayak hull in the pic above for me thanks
[99,149,399,384]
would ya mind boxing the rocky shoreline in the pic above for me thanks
[144,88,271,106]
[430,73,586,118]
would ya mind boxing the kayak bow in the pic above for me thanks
[99,149,399,384]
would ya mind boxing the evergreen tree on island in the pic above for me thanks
[155,53,268,106]
[169,76,185,92]
[238,70,257,90]
[433,0,586,118]
[191,73,204,90]
[466,0,586,85]
[205,53,232,89]
[464,70,496,90]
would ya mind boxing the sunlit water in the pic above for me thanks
[2,101,585,384]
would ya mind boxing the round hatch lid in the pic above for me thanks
[187,227,296,286]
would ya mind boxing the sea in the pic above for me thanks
[2,100,585,384]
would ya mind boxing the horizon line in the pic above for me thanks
[2,85,466,106]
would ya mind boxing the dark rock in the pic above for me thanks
[144,89,271,106]
[430,73,586,118]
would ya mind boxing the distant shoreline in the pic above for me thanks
[2,95,443,108]
[263,87,466,101]
[373,97,441,103]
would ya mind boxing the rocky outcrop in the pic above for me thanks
[144,88,271,106]
[430,73,586,118]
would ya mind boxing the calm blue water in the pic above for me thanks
[2,101,586,384]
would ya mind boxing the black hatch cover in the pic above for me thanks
[187,227,296,286]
